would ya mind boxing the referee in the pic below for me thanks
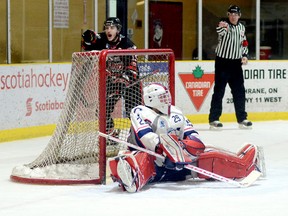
[209,5,252,129]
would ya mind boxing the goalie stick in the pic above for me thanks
[98,132,262,188]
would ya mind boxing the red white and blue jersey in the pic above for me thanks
[128,105,198,152]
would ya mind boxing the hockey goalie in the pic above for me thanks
[108,83,265,192]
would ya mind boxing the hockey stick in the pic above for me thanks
[105,68,161,100]
[98,132,262,188]
[125,69,160,89]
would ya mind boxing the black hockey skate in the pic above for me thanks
[239,120,253,129]
[209,121,223,130]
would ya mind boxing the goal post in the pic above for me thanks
[10,49,175,185]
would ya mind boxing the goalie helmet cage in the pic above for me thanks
[10,48,175,185]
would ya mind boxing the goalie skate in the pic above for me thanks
[255,146,266,177]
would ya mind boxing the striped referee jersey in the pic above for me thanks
[215,21,248,59]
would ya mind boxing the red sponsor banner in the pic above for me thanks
[179,66,214,111]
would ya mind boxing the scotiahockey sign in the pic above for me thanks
[178,66,214,111]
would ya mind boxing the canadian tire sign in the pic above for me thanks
[178,65,214,111]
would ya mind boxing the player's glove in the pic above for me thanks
[122,67,138,88]
[109,68,137,91]
[81,29,97,50]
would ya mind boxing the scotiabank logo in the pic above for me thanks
[179,66,214,111]
[25,98,64,117]
[25,98,33,116]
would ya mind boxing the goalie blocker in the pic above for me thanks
[108,134,261,193]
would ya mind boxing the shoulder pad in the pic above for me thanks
[170,105,183,115]
[131,105,146,113]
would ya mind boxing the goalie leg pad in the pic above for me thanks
[117,158,137,193]
[108,151,156,192]
[197,144,257,179]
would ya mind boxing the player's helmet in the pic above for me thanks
[143,83,171,115]
[227,5,241,15]
[103,17,122,32]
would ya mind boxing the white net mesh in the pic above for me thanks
[11,49,174,184]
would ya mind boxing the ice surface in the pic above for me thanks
[1,120,288,216]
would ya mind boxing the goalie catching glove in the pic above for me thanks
[180,135,205,156]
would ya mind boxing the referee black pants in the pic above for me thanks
[209,57,247,123]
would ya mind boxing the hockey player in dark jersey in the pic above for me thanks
[81,17,141,136]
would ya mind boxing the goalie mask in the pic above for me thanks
[143,83,171,115]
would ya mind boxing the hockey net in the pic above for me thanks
[10,49,175,184]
